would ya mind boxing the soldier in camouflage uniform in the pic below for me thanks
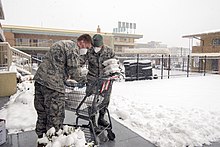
[81,34,115,130]
[33,34,92,140]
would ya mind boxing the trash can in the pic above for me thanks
[123,60,153,81]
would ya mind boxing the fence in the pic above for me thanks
[2,44,219,80]
[116,54,220,80]
[0,42,32,74]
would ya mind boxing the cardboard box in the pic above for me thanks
[0,119,6,145]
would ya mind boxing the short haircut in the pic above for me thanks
[77,34,92,43]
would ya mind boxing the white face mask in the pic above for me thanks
[79,48,88,55]
[94,47,101,53]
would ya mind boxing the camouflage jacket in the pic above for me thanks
[81,45,115,83]
[33,40,84,93]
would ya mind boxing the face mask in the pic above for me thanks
[94,47,101,53]
[79,48,88,55]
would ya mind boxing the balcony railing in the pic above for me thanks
[192,45,220,53]
[0,42,32,74]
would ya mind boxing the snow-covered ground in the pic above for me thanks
[110,75,220,147]
[0,70,220,147]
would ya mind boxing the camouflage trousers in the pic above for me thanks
[34,82,65,138]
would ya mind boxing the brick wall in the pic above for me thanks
[4,32,14,46]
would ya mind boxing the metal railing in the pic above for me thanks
[116,54,220,80]
[0,42,32,74]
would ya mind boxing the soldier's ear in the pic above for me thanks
[77,41,81,48]
[91,39,94,47]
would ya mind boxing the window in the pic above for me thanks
[38,39,53,47]
[33,39,38,47]
[15,38,22,46]
[212,39,220,46]
[21,38,29,46]
[193,57,199,68]
[15,38,29,46]
[30,39,38,47]
[38,39,46,47]
[212,59,218,71]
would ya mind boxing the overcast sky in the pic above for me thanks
[2,0,220,47]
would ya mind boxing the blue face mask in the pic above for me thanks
[94,47,101,53]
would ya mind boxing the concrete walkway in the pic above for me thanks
[66,110,156,147]
[0,110,156,147]
[0,119,156,147]
[0,99,155,147]
[0,97,220,147]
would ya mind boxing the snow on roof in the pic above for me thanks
[183,29,220,38]
[123,48,170,54]
[123,59,151,64]
[191,53,220,57]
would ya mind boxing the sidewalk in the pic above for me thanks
[65,110,156,147]
[0,109,156,147]
[0,97,219,147]
[0,96,155,147]
[0,119,156,147]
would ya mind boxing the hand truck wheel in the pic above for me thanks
[107,130,115,140]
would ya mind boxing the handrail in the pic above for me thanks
[0,42,32,73]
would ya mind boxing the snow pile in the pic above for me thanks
[37,126,94,147]
[0,75,36,133]
[110,76,220,147]
[111,96,220,147]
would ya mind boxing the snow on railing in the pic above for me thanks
[0,42,32,74]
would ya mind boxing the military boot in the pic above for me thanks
[98,113,109,127]
[91,116,102,134]
[37,143,46,147]
[36,134,47,147]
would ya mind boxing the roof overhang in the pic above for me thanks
[0,27,5,41]
[112,33,143,39]
[117,48,170,55]
[0,0,4,20]
[2,25,114,37]
[191,53,220,57]
[182,30,220,38]
[13,46,50,51]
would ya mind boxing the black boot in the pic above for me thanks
[37,134,46,147]
[98,112,109,127]
[91,116,102,134]
[37,143,46,147]
[37,139,47,147]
